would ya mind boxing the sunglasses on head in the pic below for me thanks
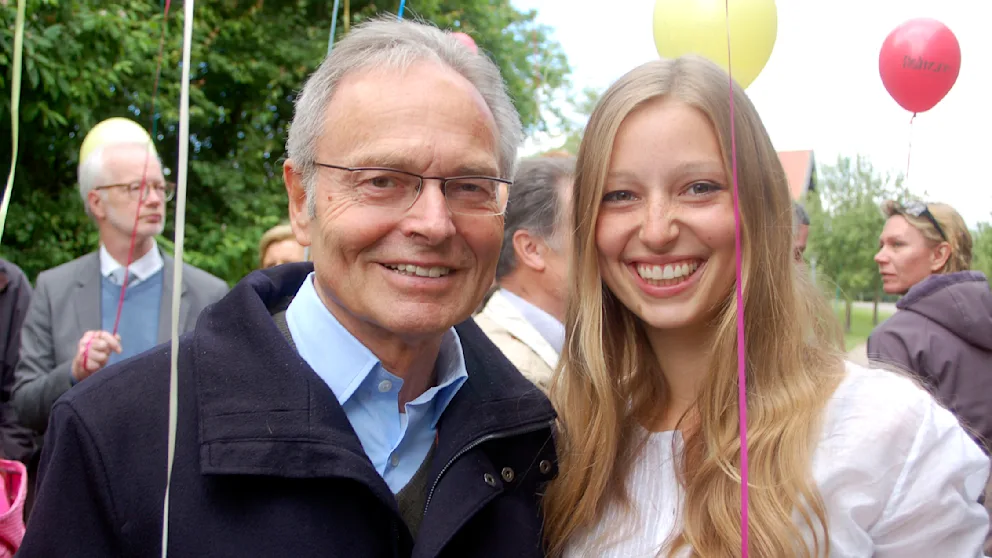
[902,201,947,242]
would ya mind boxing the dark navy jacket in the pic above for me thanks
[20,263,558,557]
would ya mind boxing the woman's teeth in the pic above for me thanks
[385,264,452,278]
[636,261,700,287]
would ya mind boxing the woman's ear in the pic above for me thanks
[929,242,952,272]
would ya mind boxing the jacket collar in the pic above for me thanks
[480,289,561,369]
[192,262,555,483]
[897,270,988,309]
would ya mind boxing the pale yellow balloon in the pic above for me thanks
[79,117,156,164]
[652,0,777,89]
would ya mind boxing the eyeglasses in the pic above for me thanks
[902,201,947,241]
[94,180,175,203]
[314,163,511,216]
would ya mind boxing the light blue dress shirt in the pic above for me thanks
[285,273,468,493]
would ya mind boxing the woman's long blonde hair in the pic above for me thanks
[544,56,847,557]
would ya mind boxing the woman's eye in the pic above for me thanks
[602,190,636,203]
[686,182,721,196]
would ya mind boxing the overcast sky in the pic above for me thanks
[512,0,992,227]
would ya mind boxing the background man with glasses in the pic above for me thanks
[11,121,227,501]
[20,19,556,557]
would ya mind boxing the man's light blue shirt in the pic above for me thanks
[285,273,468,494]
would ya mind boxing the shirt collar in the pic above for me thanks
[284,273,468,417]
[99,243,164,282]
[413,327,468,428]
[498,288,565,353]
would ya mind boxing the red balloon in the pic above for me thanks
[879,18,961,114]
[451,32,478,54]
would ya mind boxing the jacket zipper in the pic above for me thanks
[423,418,556,514]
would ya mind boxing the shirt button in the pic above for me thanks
[390,454,400,467]
[378,380,393,393]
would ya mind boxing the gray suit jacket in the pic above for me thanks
[12,250,228,432]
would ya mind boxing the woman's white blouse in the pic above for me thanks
[564,363,990,557]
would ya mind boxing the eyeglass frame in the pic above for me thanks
[93,180,176,203]
[313,162,513,216]
[902,201,947,242]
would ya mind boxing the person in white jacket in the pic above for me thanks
[475,155,574,391]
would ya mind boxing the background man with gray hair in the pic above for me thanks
[13,121,227,434]
[476,156,573,390]
[21,18,556,557]
[12,120,227,512]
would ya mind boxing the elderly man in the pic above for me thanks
[20,18,556,557]
[475,156,573,390]
[12,121,228,438]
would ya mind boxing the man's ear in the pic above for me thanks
[88,190,107,220]
[284,159,312,248]
[512,229,546,273]
[930,242,952,272]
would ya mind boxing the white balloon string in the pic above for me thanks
[161,0,194,555]
[0,0,27,248]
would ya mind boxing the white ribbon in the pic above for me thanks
[161,0,195,555]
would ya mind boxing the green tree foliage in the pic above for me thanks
[0,0,570,283]
[547,86,600,154]
[806,154,908,331]
[973,222,992,279]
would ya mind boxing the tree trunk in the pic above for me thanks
[844,299,853,333]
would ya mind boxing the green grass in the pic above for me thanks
[832,304,894,351]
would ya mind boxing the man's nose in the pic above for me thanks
[401,180,457,244]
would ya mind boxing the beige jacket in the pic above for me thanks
[473,290,558,391]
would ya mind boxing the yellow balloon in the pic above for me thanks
[652,0,777,89]
[79,117,156,164]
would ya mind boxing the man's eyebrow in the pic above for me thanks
[449,164,501,177]
[346,152,499,177]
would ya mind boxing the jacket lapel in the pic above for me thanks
[73,253,102,335]
[158,254,189,343]
[482,291,560,369]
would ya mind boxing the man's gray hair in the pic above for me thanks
[286,17,524,216]
[77,142,158,218]
[792,201,810,232]
[495,156,575,281]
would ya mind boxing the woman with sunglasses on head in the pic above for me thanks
[870,200,992,551]
[542,56,989,558]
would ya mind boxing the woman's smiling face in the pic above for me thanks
[596,98,736,335]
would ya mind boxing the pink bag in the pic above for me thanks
[0,459,26,557]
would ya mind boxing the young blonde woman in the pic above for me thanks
[544,56,989,557]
